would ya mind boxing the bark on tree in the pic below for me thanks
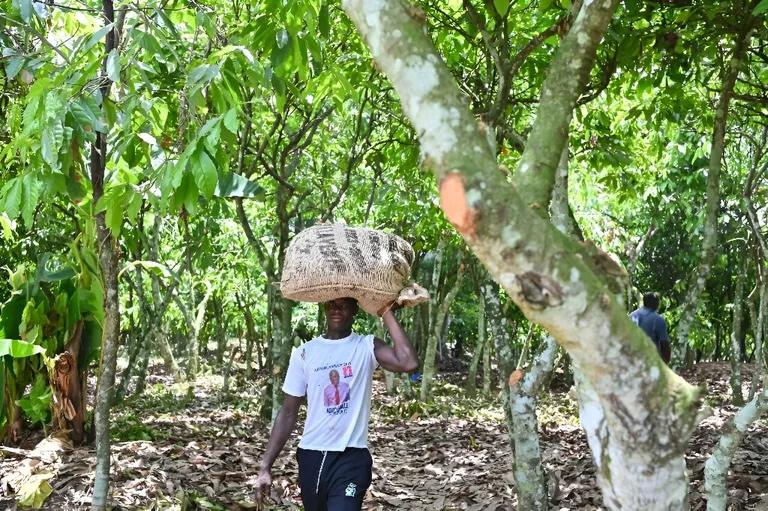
[186,283,213,380]
[673,27,752,366]
[466,293,485,397]
[482,303,492,394]
[704,388,768,510]
[91,0,120,507]
[421,256,464,401]
[749,282,767,400]
[148,218,184,382]
[509,336,557,511]
[730,252,746,406]
[483,279,517,442]
[342,1,704,507]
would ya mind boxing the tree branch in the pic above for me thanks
[511,0,618,214]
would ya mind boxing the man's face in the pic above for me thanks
[330,370,339,385]
[324,298,357,331]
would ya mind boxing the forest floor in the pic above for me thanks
[1,361,767,510]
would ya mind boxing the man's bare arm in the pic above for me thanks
[255,394,303,502]
[374,308,419,373]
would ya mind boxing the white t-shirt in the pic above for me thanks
[282,332,378,452]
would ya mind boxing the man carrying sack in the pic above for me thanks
[254,297,417,510]
[255,224,426,510]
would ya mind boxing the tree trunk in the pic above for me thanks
[509,336,557,511]
[466,294,485,397]
[673,27,752,365]
[147,218,184,382]
[91,1,120,507]
[484,279,516,442]
[749,281,766,400]
[187,284,213,380]
[704,388,768,510]
[213,296,227,366]
[421,257,464,401]
[270,295,294,420]
[341,2,704,507]
[240,296,259,380]
[482,311,492,394]
[730,252,746,406]
[714,322,722,361]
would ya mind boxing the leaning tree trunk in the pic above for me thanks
[704,388,768,510]
[730,251,746,406]
[90,1,121,508]
[342,1,705,507]
[509,336,557,511]
[421,257,464,401]
[673,27,752,366]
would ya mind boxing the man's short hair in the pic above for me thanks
[643,293,660,310]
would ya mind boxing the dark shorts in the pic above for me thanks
[297,447,373,511]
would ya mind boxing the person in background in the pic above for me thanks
[630,292,671,364]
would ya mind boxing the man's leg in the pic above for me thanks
[323,448,373,511]
[297,448,327,511]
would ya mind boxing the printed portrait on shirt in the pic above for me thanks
[323,369,350,407]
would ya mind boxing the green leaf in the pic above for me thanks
[493,0,510,16]
[36,253,76,282]
[41,121,65,169]
[0,212,14,240]
[754,0,768,14]
[21,173,41,228]
[2,177,23,220]
[6,57,24,80]
[19,0,33,23]
[83,24,115,53]
[106,48,120,83]
[223,108,239,134]
[539,0,554,11]
[16,374,51,425]
[214,172,264,199]
[318,4,330,37]
[0,339,46,358]
[194,150,218,199]
[118,260,172,279]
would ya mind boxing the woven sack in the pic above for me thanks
[280,224,429,315]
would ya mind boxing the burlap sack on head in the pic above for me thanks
[280,224,429,315]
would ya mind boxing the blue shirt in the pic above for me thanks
[630,306,669,351]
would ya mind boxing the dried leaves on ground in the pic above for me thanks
[0,362,766,510]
